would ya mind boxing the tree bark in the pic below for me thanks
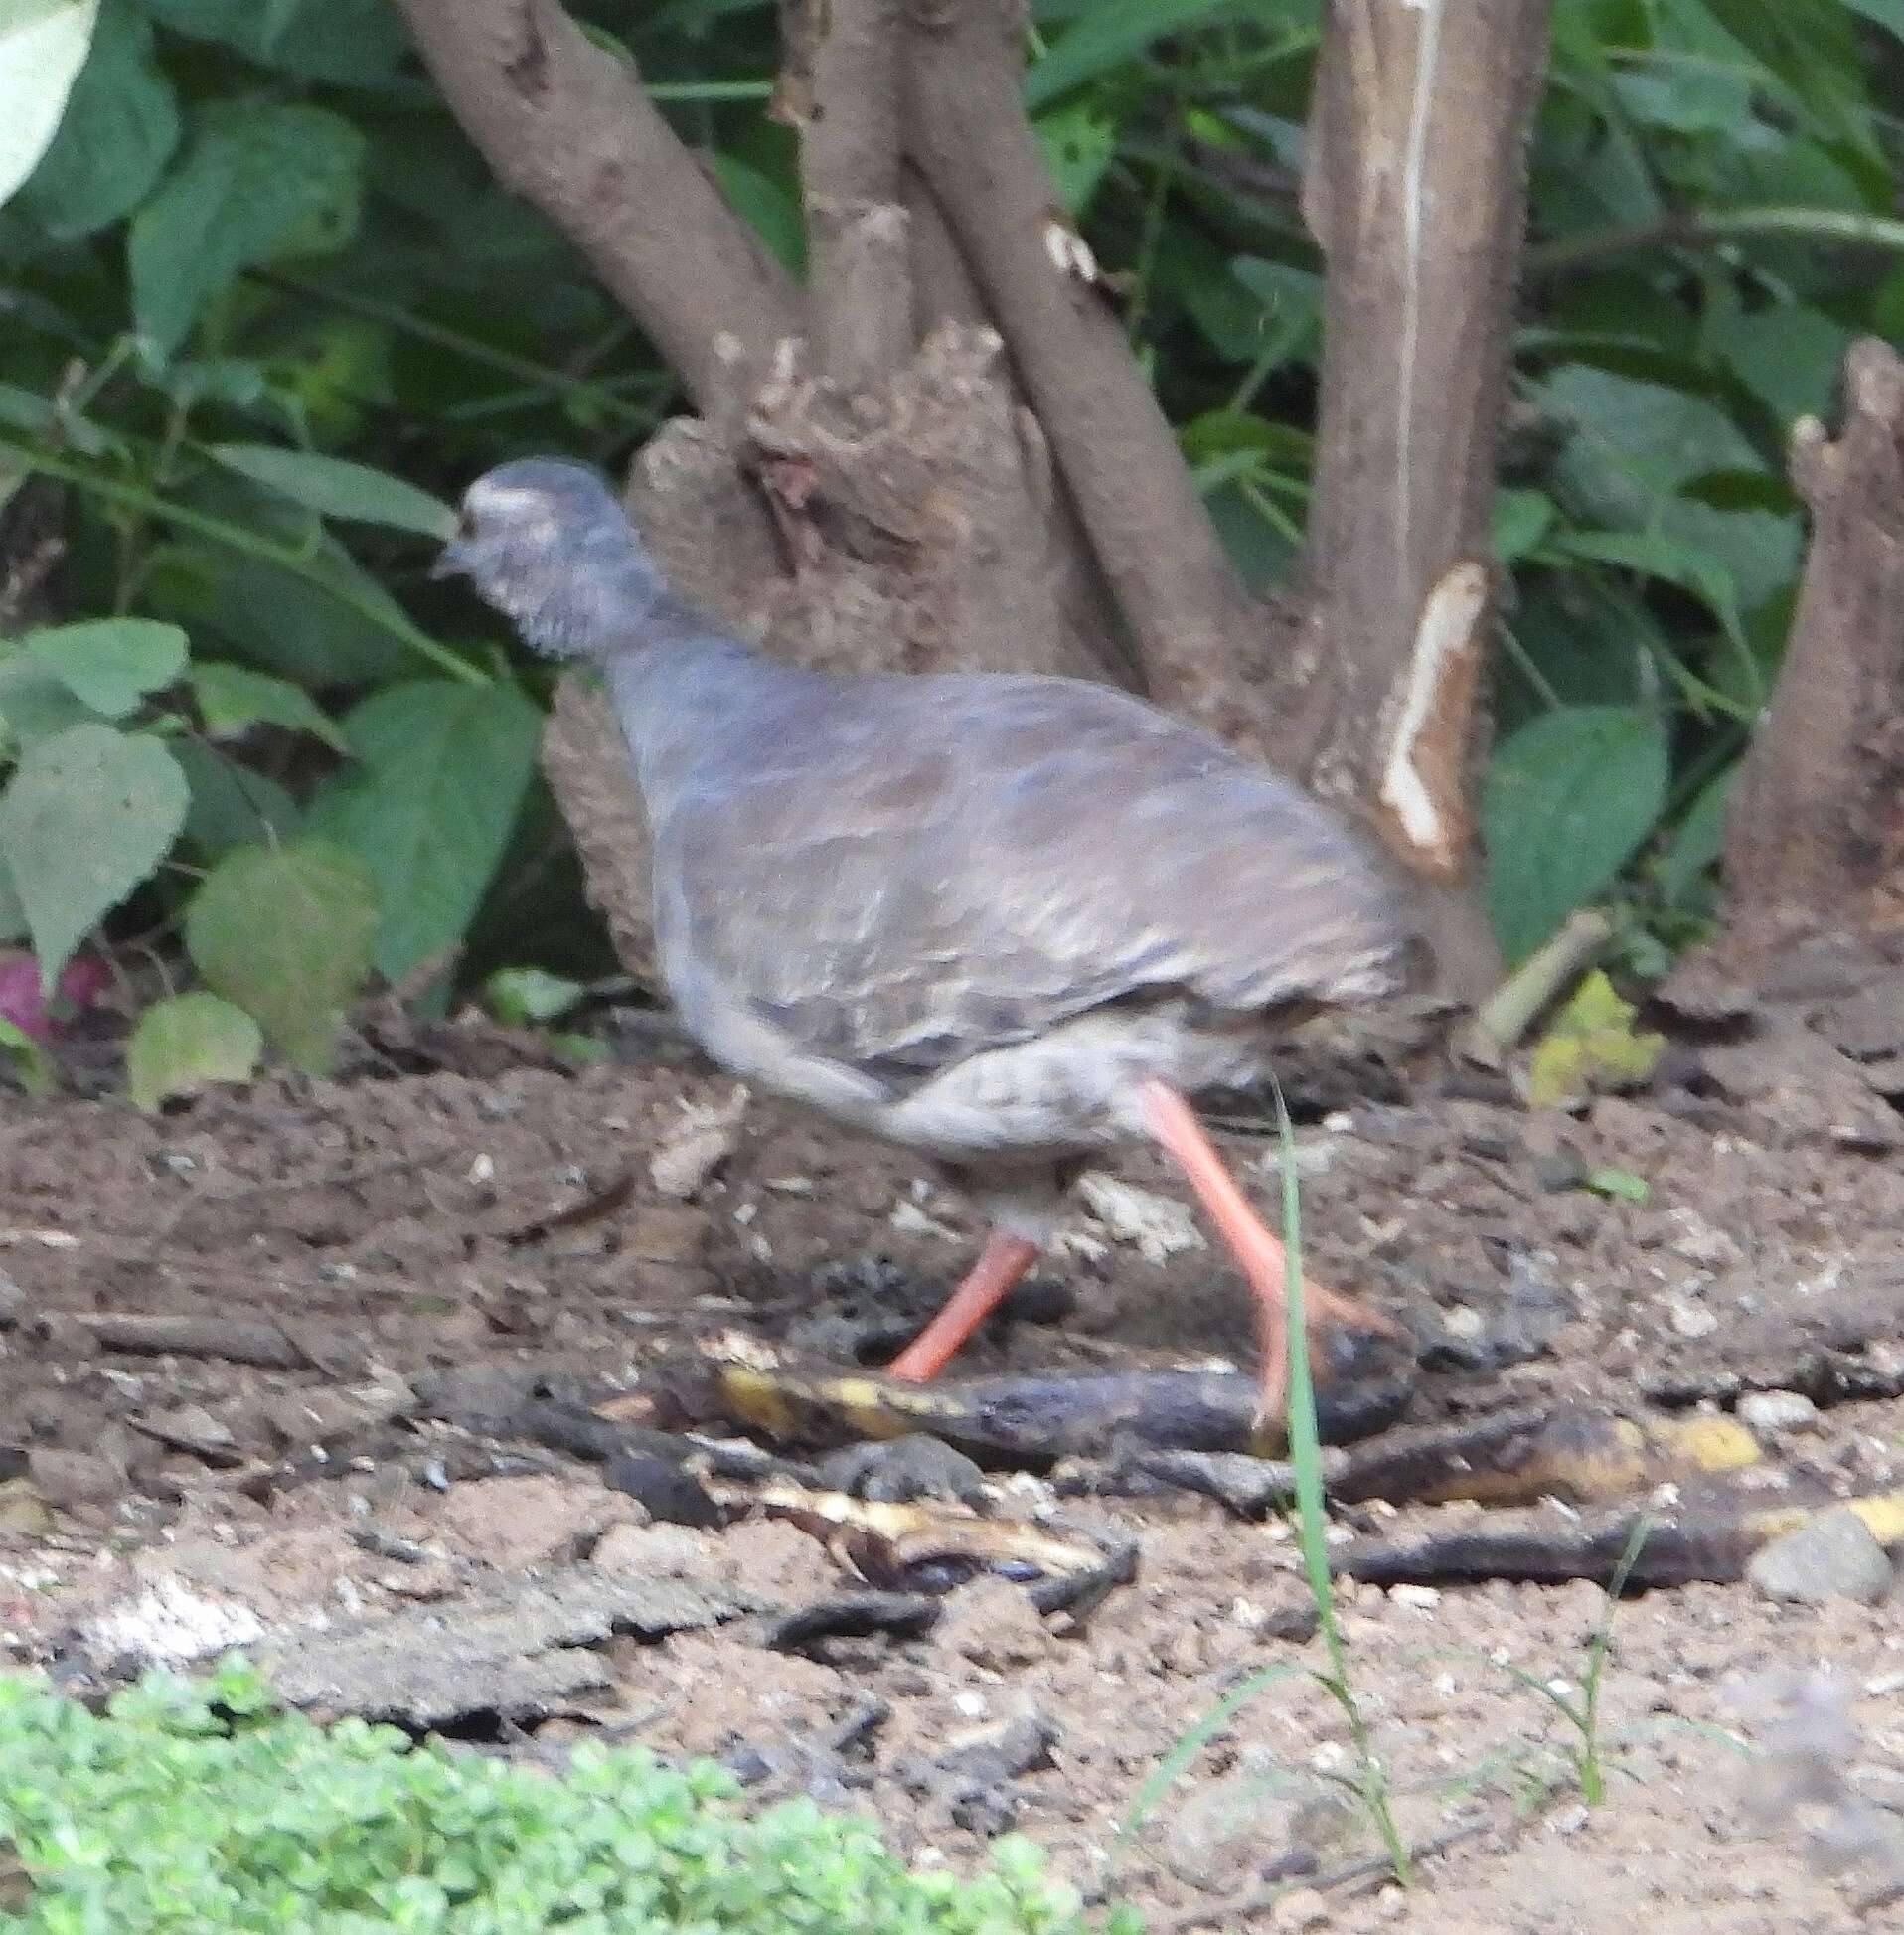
[903,0,1263,746]
[1280,0,1552,993]
[1717,336,1904,967]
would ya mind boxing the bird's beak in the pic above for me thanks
[429,539,469,582]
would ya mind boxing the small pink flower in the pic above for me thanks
[0,950,110,1040]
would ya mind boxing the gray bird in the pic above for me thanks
[435,458,1415,1410]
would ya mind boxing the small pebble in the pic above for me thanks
[1746,1509,1895,1607]
[1667,1297,1718,1340]
[1271,1888,1329,1930]
[1736,1389,1819,1433]
[1389,1583,1441,1611]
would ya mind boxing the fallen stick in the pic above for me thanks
[31,1311,318,1369]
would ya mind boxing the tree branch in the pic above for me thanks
[393,0,801,410]
[780,0,912,386]
[1719,336,1904,964]
[902,0,1260,741]
[1527,204,1904,279]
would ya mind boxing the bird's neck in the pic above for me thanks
[507,553,691,660]
[600,608,803,797]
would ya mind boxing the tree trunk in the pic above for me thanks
[1274,0,1553,993]
[1717,336,1904,968]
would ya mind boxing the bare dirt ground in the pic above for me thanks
[2,989,1901,1931]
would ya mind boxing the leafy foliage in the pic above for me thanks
[184,841,378,1074]
[125,989,260,1108]
[0,1662,1123,1934]
[1,0,1901,1090]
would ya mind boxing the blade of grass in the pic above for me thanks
[1111,1662,1303,1868]
[1269,1077,1411,1885]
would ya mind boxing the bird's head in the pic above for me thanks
[433,458,671,660]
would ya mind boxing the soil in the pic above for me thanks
[2,1010,1901,1932]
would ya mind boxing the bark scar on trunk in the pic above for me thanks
[1376,558,1489,878]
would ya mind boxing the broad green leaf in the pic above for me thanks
[0,659,105,745]
[710,153,804,277]
[19,0,176,237]
[305,681,542,982]
[206,444,456,540]
[0,0,97,209]
[1550,527,1748,650]
[1483,705,1668,965]
[190,661,349,753]
[0,723,188,992]
[1692,0,1875,152]
[170,739,301,859]
[1493,489,1556,564]
[1540,364,1765,527]
[185,840,376,1074]
[138,0,406,83]
[128,101,365,355]
[24,617,187,716]
[126,990,260,1110]
[1710,304,1852,428]
[1610,61,1750,133]
[1024,0,1245,110]
[1034,101,1118,217]
[145,513,412,686]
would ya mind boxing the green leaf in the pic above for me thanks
[484,966,586,1027]
[190,661,348,753]
[146,517,414,686]
[126,991,260,1111]
[1539,363,1764,527]
[1710,304,1852,428]
[1549,526,1748,649]
[1657,764,1734,908]
[184,841,376,1075]
[0,0,97,209]
[0,852,25,941]
[305,681,542,982]
[0,723,188,992]
[1024,0,1245,110]
[137,0,406,83]
[1493,488,1555,564]
[0,1012,55,1095]
[1525,970,1666,1108]
[1483,705,1668,965]
[23,617,187,716]
[19,0,176,237]
[206,445,457,540]
[170,739,301,859]
[1610,60,1750,133]
[0,659,106,745]
[1034,101,1118,217]
[709,152,805,277]
[128,101,365,356]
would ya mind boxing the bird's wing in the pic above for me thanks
[657,675,1412,1089]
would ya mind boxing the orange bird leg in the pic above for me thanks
[887,1229,1041,1381]
[1134,1077,1408,1416]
